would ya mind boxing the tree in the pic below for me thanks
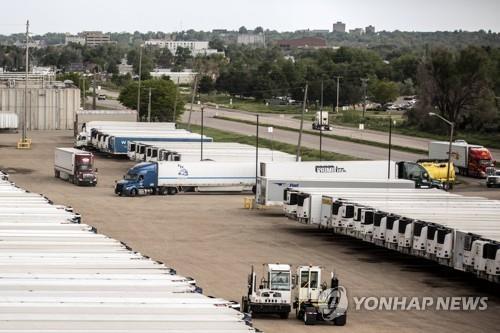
[254,26,264,34]
[238,26,248,34]
[118,79,184,121]
[157,48,173,68]
[209,39,225,52]
[107,61,118,74]
[412,47,494,129]
[370,80,399,107]
[132,54,153,80]
[174,47,192,69]
[198,75,215,94]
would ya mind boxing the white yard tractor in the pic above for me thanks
[241,264,292,319]
[293,265,347,326]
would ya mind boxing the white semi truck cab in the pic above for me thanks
[312,111,332,131]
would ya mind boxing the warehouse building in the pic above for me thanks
[0,73,79,130]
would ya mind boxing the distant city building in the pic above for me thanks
[83,31,111,47]
[332,21,346,33]
[311,29,330,34]
[236,33,265,46]
[14,40,42,49]
[276,37,327,49]
[144,40,218,56]
[349,28,364,36]
[365,25,376,34]
[149,69,198,85]
[65,35,85,45]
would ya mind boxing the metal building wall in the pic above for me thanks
[0,87,79,130]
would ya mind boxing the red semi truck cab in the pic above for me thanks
[467,147,495,178]
[54,148,98,186]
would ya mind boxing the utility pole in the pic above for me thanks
[187,75,198,130]
[255,114,259,195]
[82,78,86,110]
[200,106,204,160]
[296,83,308,161]
[335,76,342,113]
[147,87,152,122]
[319,80,323,161]
[388,117,392,179]
[137,45,143,119]
[172,76,180,122]
[22,20,29,142]
[92,70,96,110]
[361,78,369,121]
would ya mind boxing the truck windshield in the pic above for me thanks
[270,271,290,291]
[124,173,138,180]
[77,164,91,171]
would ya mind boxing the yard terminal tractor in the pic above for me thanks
[242,264,347,326]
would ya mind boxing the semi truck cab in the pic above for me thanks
[115,162,158,196]
[397,161,444,189]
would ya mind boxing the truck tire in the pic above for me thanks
[241,297,249,313]
[130,189,138,197]
[159,187,167,195]
[334,313,347,326]
[167,187,178,195]
[304,307,316,325]
[54,170,60,178]
[296,308,304,320]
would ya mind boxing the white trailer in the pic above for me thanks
[0,112,18,129]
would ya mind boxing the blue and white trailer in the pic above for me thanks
[115,161,255,196]
[107,133,213,155]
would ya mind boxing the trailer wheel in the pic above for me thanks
[130,189,138,197]
[54,170,60,178]
[159,187,167,195]
[333,313,347,326]
[167,187,178,195]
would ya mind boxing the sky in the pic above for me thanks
[1,0,499,35]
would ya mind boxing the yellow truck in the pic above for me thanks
[417,160,456,183]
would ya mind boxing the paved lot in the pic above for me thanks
[0,130,499,333]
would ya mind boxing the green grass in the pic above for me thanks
[213,115,427,155]
[199,94,303,114]
[177,123,360,161]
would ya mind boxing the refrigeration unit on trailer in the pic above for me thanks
[54,148,97,186]
[428,140,495,178]
[115,161,256,196]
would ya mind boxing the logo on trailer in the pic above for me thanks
[177,164,189,176]
[315,165,347,173]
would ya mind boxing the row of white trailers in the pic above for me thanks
[127,141,296,163]
[0,176,257,332]
[77,121,213,155]
[283,187,500,283]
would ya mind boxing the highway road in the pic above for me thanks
[187,104,500,159]
[182,108,424,161]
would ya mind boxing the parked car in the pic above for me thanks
[97,94,107,100]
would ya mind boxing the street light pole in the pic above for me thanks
[335,76,341,113]
[388,117,392,179]
[361,78,369,122]
[137,45,143,120]
[429,112,454,189]
[147,87,152,122]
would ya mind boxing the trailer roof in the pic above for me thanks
[0,179,256,332]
